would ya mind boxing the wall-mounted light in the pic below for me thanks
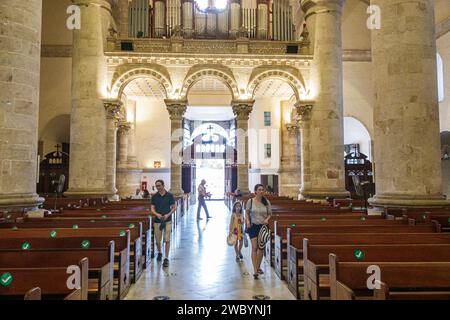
[154,161,162,168]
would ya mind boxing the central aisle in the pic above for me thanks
[126,201,295,300]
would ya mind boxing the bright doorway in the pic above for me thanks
[195,159,225,200]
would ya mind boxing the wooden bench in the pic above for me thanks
[303,241,450,300]
[0,228,134,299]
[0,243,115,300]
[0,258,88,300]
[329,254,450,300]
[273,221,432,280]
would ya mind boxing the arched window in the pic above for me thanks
[437,53,444,103]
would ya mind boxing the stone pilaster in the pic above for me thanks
[117,122,131,168]
[232,100,254,194]
[300,0,349,200]
[296,102,313,199]
[279,103,301,198]
[104,99,122,200]
[66,0,112,197]
[369,0,448,207]
[0,0,44,210]
[165,99,188,195]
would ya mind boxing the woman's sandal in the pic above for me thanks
[257,269,264,275]
[253,273,259,279]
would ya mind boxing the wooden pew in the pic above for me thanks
[286,231,450,299]
[329,254,450,300]
[273,221,432,280]
[34,215,154,267]
[5,218,151,272]
[303,241,450,300]
[0,229,133,299]
[9,226,142,283]
[0,258,88,300]
[0,243,115,300]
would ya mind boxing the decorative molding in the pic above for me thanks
[142,168,171,173]
[41,45,72,57]
[232,100,255,121]
[437,17,450,39]
[343,49,371,62]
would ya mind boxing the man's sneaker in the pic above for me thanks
[163,258,169,268]
[156,253,162,262]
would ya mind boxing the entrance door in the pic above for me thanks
[195,159,225,200]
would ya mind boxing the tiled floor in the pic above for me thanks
[126,201,295,300]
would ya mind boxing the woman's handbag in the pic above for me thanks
[257,224,270,250]
[227,233,237,246]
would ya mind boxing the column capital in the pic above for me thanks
[301,0,345,16]
[103,99,123,121]
[232,100,255,121]
[165,99,188,120]
[118,121,132,135]
[286,122,299,134]
[294,100,315,121]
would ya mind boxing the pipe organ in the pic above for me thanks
[127,0,295,40]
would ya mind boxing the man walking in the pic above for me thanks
[151,180,177,268]
[197,179,211,220]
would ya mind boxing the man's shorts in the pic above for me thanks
[154,222,172,243]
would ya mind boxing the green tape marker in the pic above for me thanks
[321,217,326,221]
[6,214,12,219]
[72,224,79,229]
[354,249,364,261]
[129,223,135,229]
[291,224,296,227]
[102,215,107,219]
[90,220,96,223]
[119,230,126,237]
[21,242,31,250]
[50,230,57,238]
[361,217,366,221]
[422,214,427,220]
[81,240,90,249]
[11,226,18,231]
[0,272,13,287]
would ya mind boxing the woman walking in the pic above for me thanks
[245,184,272,279]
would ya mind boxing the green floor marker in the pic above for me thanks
[422,214,427,220]
[119,230,126,237]
[0,272,13,287]
[81,240,90,249]
[448,217,450,223]
[321,217,326,221]
[72,224,79,229]
[102,215,107,219]
[354,249,364,261]
[90,220,96,223]
[129,224,135,229]
[11,226,18,231]
[6,214,11,219]
[291,224,296,227]
[50,230,57,238]
[361,217,366,221]
[21,242,31,250]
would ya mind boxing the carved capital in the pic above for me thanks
[232,100,254,121]
[295,101,314,122]
[301,0,345,16]
[103,99,123,121]
[118,121,132,135]
[165,99,188,120]
[286,122,299,134]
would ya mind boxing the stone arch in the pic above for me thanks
[111,65,174,99]
[180,65,240,100]
[247,67,305,101]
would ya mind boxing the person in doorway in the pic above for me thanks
[245,184,272,279]
[228,201,244,262]
[131,188,143,200]
[151,180,177,268]
[197,179,211,220]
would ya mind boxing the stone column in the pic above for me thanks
[117,122,131,168]
[369,0,448,207]
[126,100,138,168]
[0,0,44,210]
[66,0,111,197]
[232,100,254,194]
[165,99,187,195]
[279,102,301,198]
[103,99,122,200]
[300,0,349,200]
[117,0,129,37]
[296,102,314,199]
